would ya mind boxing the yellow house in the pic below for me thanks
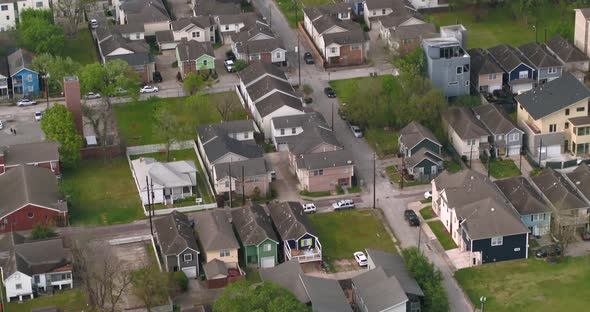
[194,210,240,264]
[515,73,590,159]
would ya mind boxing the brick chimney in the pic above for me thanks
[63,76,84,136]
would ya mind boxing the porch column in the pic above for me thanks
[59,284,62,290]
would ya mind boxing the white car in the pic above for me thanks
[332,199,355,211]
[350,125,363,138]
[85,92,101,99]
[140,85,159,93]
[302,203,317,213]
[424,191,432,200]
[17,98,36,106]
[90,19,99,29]
[224,60,234,72]
[354,251,368,266]
[0,119,3,130]
[34,111,43,121]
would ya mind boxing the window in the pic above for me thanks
[15,284,22,290]
[463,64,470,72]
[219,249,231,257]
[5,15,9,21]
[27,74,32,82]
[341,12,348,19]
[456,66,462,74]
[577,107,585,112]
[448,81,459,86]
[548,67,557,74]
[225,25,229,30]
[531,214,542,221]
[372,10,376,16]
[291,127,296,134]
[36,1,43,8]
[565,108,570,116]
[565,122,570,129]
[263,244,272,252]
[244,132,249,139]
[135,33,140,39]
[330,47,336,54]
[225,180,230,188]
[196,32,200,37]
[578,126,590,136]
[27,212,34,219]
[313,169,324,176]
[202,59,208,66]
[351,44,360,50]
[549,124,557,133]
[275,52,281,59]
[491,236,503,246]
[280,128,285,135]
[34,275,40,283]
[488,73,497,80]
[1,4,8,10]
[468,139,477,146]
[382,9,386,14]
[250,54,260,60]
[508,133,519,142]
[183,253,193,262]
[300,238,312,247]
[519,71,528,79]
[465,81,470,86]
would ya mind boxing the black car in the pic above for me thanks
[324,87,336,98]
[153,71,163,83]
[582,231,590,241]
[304,52,314,64]
[404,210,420,227]
[535,245,562,258]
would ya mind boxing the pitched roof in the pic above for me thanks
[442,106,489,140]
[324,29,367,46]
[171,16,213,31]
[495,177,550,216]
[131,157,197,190]
[487,44,532,73]
[302,2,350,21]
[217,12,259,26]
[518,42,563,69]
[114,23,145,34]
[105,52,155,66]
[196,120,263,163]
[203,258,229,279]
[472,104,520,135]
[399,121,440,150]
[231,22,275,43]
[259,259,309,303]
[0,166,66,218]
[234,38,285,54]
[268,202,316,241]
[545,35,589,63]
[245,75,294,101]
[231,204,278,246]
[578,8,590,19]
[121,0,170,24]
[10,237,71,277]
[365,249,423,297]
[566,163,590,201]
[7,49,35,77]
[193,0,241,16]
[254,92,303,117]
[468,48,503,76]
[515,73,590,120]
[273,113,341,155]
[194,210,239,251]
[296,150,354,170]
[364,0,415,11]
[390,23,437,40]
[238,61,287,86]
[1,142,59,166]
[352,267,408,311]
[300,275,353,312]
[532,168,588,211]
[154,211,200,256]
[214,157,268,180]
[176,41,214,62]
[568,116,590,126]
[100,33,149,56]
[155,30,175,43]
[404,148,442,169]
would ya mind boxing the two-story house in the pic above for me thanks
[381,22,437,54]
[518,42,564,85]
[515,73,590,159]
[574,8,590,57]
[216,12,258,44]
[472,104,524,157]
[442,106,490,160]
[422,37,471,97]
[212,157,270,198]
[398,121,443,181]
[546,35,589,82]
[231,204,279,268]
[268,202,322,263]
[118,0,171,36]
[114,23,145,41]
[7,49,39,98]
[156,16,215,51]
[191,0,240,18]
[175,40,215,78]
[153,211,200,278]
[487,44,535,94]
[0,0,17,32]
[231,23,287,66]
[0,58,8,100]
[363,0,419,30]
[468,48,504,94]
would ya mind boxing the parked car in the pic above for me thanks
[85,92,101,99]
[140,85,159,93]
[424,191,432,200]
[324,87,336,98]
[34,111,43,122]
[153,71,163,83]
[302,203,317,213]
[332,199,355,211]
[582,231,590,241]
[109,88,128,97]
[17,98,36,106]
[353,251,368,266]
[404,210,420,226]
[350,125,363,138]
[535,245,562,258]
[0,120,3,130]
[90,19,99,29]
[224,60,235,72]
[304,52,314,64]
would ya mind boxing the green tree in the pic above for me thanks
[40,104,83,168]
[393,48,426,77]
[214,281,309,312]
[233,60,248,72]
[54,0,98,36]
[132,268,171,311]
[32,53,81,95]
[30,225,58,240]
[183,72,205,95]
[17,9,65,55]
[402,247,449,312]
[153,103,191,161]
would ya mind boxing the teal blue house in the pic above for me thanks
[231,204,279,268]
[399,121,443,182]
[7,49,39,98]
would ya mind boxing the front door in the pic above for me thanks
[431,165,437,175]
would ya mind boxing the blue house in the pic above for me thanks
[268,202,322,263]
[7,49,39,98]
[349,0,364,16]
[487,44,535,94]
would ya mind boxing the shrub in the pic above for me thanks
[251,187,262,202]
[30,225,58,240]
[234,60,248,72]
[171,271,189,292]
[171,61,178,68]
[336,184,344,195]
[480,153,488,163]
[304,97,313,104]
[461,155,468,163]
[303,84,313,96]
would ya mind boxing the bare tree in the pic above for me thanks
[54,0,98,36]
[131,266,171,311]
[216,94,238,121]
[554,221,578,259]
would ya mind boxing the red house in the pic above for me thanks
[0,165,68,233]
[0,142,60,175]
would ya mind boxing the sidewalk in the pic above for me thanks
[304,268,366,280]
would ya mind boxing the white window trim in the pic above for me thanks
[491,236,503,246]
[300,238,312,247]
[183,253,193,262]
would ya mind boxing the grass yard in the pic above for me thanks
[420,198,432,204]
[309,209,397,271]
[63,29,99,64]
[61,157,144,225]
[455,256,590,312]
[443,160,462,173]
[365,128,399,158]
[276,0,334,27]
[300,190,332,197]
[419,206,436,220]
[427,220,457,250]
[115,92,246,146]
[6,289,87,312]
[489,159,521,179]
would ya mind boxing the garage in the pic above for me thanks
[182,266,197,278]
[261,257,275,268]
[511,82,533,95]
[546,145,561,158]
[508,145,521,156]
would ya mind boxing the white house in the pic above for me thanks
[216,12,258,44]
[118,0,171,36]
[442,106,490,159]
[171,16,215,43]
[0,1,17,31]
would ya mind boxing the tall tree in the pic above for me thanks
[40,104,83,168]
[131,268,171,311]
[17,9,65,55]
[214,281,309,312]
[32,53,81,95]
[183,72,205,95]
[402,247,449,312]
[153,103,190,161]
[54,0,98,36]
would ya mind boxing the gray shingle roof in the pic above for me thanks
[566,163,590,201]
[324,29,367,46]
[296,150,353,170]
[1,142,59,166]
[214,157,268,180]
[196,120,263,163]
[203,258,229,279]
[100,33,149,56]
[495,177,550,216]
[114,23,145,34]
[254,92,303,117]
[488,44,533,73]
[217,12,258,26]
[176,41,214,62]
[545,35,589,63]
[442,107,489,140]
[468,48,503,76]
[245,75,294,101]
[518,42,563,69]
[268,202,316,241]
[303,2,350,21]
[365,249,424,297]
[231,22,274,43]
[14,237,71,276]
[231,204,278,246]
[171,16,212,31]
[7,49,35,77]
[154,211,200,255]
[259,259,309,303]
[404,148,442,169]
[121,0,170,24]
[390,23,436,40]
[234,38,285,54]
[300,275,353,312]
[193,0,241,16]
[352,267,408,311]
[399,121,440,151]
[472,104,520,135]
[532,168,588,211]
[515,73,590,120]
[194,210,239,252]
[155,30,175,43]
[105,52,155,66]
[273,112,340,155]
[365,0,415,11]
[238,61,287,86]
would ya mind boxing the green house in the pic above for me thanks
[176,41,215,78]
[231,204,279,268]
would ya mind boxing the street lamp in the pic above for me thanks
[480,296,487,312]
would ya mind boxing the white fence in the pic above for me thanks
[149,203,218,216]
[127,140,195,156]
[108,235,152,245]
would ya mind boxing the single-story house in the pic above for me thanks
[153,211,200,278]
[0,142,60,175]
[231,204,279,268]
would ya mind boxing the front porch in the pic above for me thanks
[285,241,322,263]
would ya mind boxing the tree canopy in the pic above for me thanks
[17,9,65,55]
[213,281,309,312]
[78,60,140,98]
[32,53,81,95]
[153,102,191,161]
[183,72,206,96]
[402,247,449,312]
[40,104,83,168]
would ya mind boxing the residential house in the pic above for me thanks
[545,35,589,82]
[303,3,369,67]
[0,234,72,302]
[118,0,171,36]
[271,112,355,192]
[442,106,490,160]
[105,52,156,84]
[0,142,60,175]
[231,204,279,268]
[212,157,270,197]
[487,44,535,94]
[7,49,39,98]
[495,177,552,237]
[406,0,448,9]
[130,157,198,206]
[468,48,504,94]
[565,163,590,209]
[0,57,8,99]
[532,168,590,229]
[237,61,305,137]
[231,23,287,66]
[363,0,418,30]
[0,165,68,232]
[398,121,443,181]
[97,31,150,64]
[515,73,590,159]
[175,40,215,78]
[216,12,259,44]
[193,210,243,288]
[268,202,322,263]
[0,0,16,32]
[157,16,215,50]
[431,169,530,265]
[381,22,437,54]
[575,8,590,57]
[422,37,471,97]
[191,0,241,19]
[472,104,524,157]
[352,267,409,312]
[153,211,200,278]
[518,42,564,84]
[114,23,145,41]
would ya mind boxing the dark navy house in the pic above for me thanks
[487,44,536,94]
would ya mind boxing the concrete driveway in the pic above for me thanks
[265,152,301,201]
[156,50,180,84]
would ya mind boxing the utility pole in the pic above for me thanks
[469,143,473,168]
[400,154,404,190]
[44,74,50,109]
[229,159,233,208]
[487,150,490,178]
[242,166,245,206]
[269,4,272,28]
[373,151,376,209]
[146,176,153,236]
[538,138,543,167]
[418,222,422,252]
[295,0,301,87]
[150,178,155,234]
[519,149,522,171]
[331,103,334,130]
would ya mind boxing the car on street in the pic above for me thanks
[109,88,128,97]
[324,87,336,98]
[582,231,590,241]
[424,191,432,200]
[302,203,317,213]
[332,199,355,211]
[0,120,3,130]
[304,52,314,64]
[17,98,36,106]
[34,111,43,122]
[404,209,420,226]
[140,85,159,93]
[535,245,562,258]
[90,19,99,29]
[350,125,363,138]
[153,71,163,82]
[353,251,368,266]
[85,92,101,99]
[224,60,234,72]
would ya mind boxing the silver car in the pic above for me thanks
[17,98,37,106]
[350,125,363,138]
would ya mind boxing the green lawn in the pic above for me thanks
[63,29,99,64]
[309,209,397,271]
[427,220,457,250]
[6,289,86,312]
[276,0,334,27]
[489,159,521,179]
[455,256,590,312]
[443,160,462,173]
[61,157,144,225]
[365,128,399,158]
[419,206,436,220]
[115,92,246,146]
[299,190,332,197]
[348,185,362,193]
[420,198,432,204]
